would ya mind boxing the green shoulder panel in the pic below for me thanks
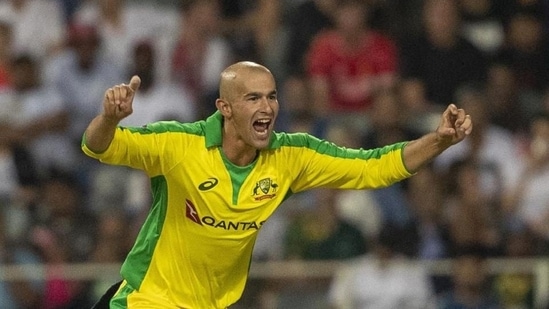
[272,132,407,159]
[124,120,207,136]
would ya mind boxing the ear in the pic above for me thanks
[216,98,232,117]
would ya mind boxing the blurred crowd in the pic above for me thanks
[0,0,548,308]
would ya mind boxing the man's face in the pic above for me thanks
[335,3,367,34]
[223,70,279,150]
[11,61,36,91]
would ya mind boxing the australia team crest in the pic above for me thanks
[252,178,278,201]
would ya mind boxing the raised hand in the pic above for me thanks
[436,103,473,147]
[102,75,141,123]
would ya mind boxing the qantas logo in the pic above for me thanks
[184,199,264,230]
[185,199,202,225]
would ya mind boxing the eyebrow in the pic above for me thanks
[244,90,277,98]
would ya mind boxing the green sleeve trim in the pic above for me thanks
[80,132,109,155]
[399,141,414,175]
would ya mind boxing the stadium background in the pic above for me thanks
[0,0,549,308]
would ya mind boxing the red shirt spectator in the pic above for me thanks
[307,30,398,112]
[305,0,398,121]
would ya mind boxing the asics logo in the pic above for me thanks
[198,178,218,191]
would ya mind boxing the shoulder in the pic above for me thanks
[369,31,396,45]
[132,119,207,136]
[271,131,324,149]
[310,30,340,46]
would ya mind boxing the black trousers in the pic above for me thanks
[91,281,123,309]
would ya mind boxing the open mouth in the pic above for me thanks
[253,119,271,135]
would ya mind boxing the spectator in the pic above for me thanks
[0,21,12,92]
[88,39,196,229]
[170,0,232,120]
[434,85,521,206]
[323,121,384,243]
[437,248,501,309]
[485,61,529,134]
[0,0,66,62]
[407,165,451,261]
[280,0,336,129]
[399,0,488,111]
[279,188,368,309]
[218,0,282,63]
[442,159,503,257]
[458,0,505,56]
[89,210,132,303]
[58,0,85,23]
[0,21,40,247]
[501,111,549,254]
[359,90,421,254]
[362,89,423,148]
[406,165,453,294]
[329,223,436,309]
[493,229,536,308]
[306,0,398,134]
[366,0,425,40]
[0,144,40,246]
[45,23,124,145]
[29,169,98,308]
[499,0,548,23]
[73,0,179,83]
[0,54,77,177]
[494,11,549,98]
[124,41,196,127]
[0,242,44,308]
[284,0,335,79]
[284,188,367,260]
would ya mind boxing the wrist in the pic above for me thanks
[100,114,120,127]
[433,132,454,152]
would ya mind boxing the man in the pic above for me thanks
[83,61,472,308]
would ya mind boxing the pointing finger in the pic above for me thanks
[129,75,141,92]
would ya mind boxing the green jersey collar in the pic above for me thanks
[204,111,280,149]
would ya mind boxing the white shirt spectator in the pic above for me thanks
[0,0,65,61]
[119,82,196,127]
[73,1,179,83]
[44,49,124,142]
[330,256,436,309]
[434,125,521,195]
[515,165,549,231]
[0,87,77,175]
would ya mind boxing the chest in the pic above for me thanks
[164,149,289,231]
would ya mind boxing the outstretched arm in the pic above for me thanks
[403,104,473,173]
[83,76,141,153]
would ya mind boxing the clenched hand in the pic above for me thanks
[102,75,141,123]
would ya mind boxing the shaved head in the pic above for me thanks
[219,61,273,101]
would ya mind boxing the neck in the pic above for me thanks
[343,29,367,48]
[221,132,258,166]
[222,144,258,166]
[429,31,457,49]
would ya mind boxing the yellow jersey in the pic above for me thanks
[82,111,412,308]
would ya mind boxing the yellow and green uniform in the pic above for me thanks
[82,112,412,308]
